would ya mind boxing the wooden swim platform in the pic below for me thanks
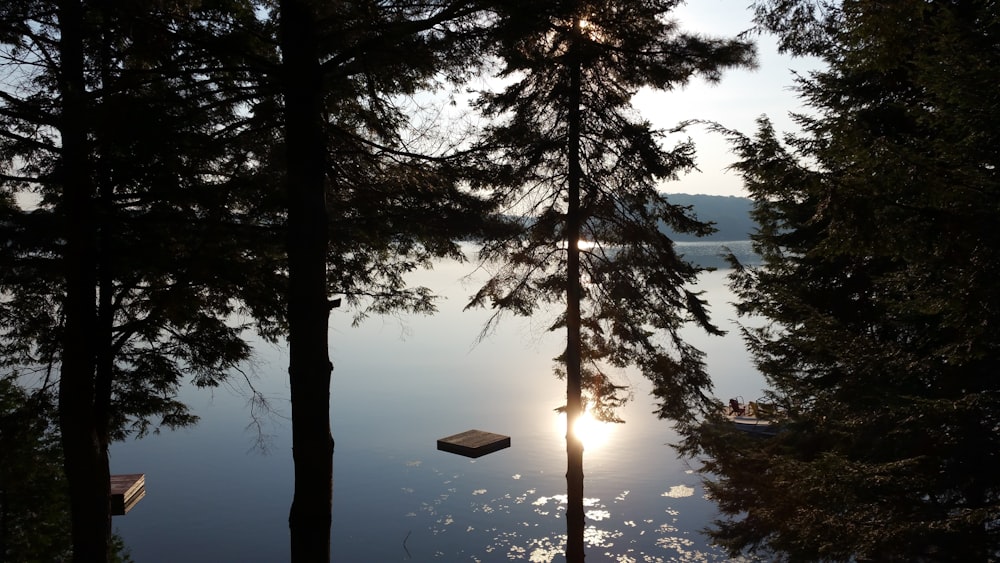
[437,429,510,458]
[111,473,145,515]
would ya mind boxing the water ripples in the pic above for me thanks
[401,460,733,561]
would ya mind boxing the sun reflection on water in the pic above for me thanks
[556,407,617,451]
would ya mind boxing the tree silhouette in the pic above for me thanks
[4,2,498,560]
[0,378,133,562]
[688,1,1000,560]
[265,1,498,559]
[1,2,279,559]
[467,1,754,559]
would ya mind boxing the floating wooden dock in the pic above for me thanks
[111,473,145,515]
[437,429,510,458]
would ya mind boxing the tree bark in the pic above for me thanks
[564,15,586,563]
[57,1,111,561]
[279,1,335,561]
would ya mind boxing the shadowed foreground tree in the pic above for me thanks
[0,378,132,562]
[467,1,754,559]
[267,1,499,559]
[0,378,72,561]
[7,1,496,560]
[685,1,1000,560]
[274,2,332,558]
[0,2,280,559]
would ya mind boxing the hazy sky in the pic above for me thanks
[636,0,824,197]
[403,1,823,200]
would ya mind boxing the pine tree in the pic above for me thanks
[1,2,280,559]
[689,1,1000,560]
[0,378,133,562]
[467,1,754,559]
[0,378,72,561]
[264,1,498,558]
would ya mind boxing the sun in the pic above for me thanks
[556,406,616,451]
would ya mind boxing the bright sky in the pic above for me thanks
[634,0,824,197]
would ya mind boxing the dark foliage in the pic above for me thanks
[1,1,283,559]
[469,0,756,426]
[685,1,1000,561]
[0,0,278,439]
[467,2,753,561]
[260,1,506,559]
[0,378,133,562]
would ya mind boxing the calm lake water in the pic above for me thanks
[109,242,766,562]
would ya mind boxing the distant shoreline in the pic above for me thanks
[674,239,760,268]
[661,193,755,242]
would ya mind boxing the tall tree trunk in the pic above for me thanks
[564,16,586,563]
[57,1,111,561]
[93,0,116,479]
[1,486,8,559]
[279,1,335,561]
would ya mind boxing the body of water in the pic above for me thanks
[109,242,765,562]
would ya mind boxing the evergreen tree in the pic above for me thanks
[0,378,133,562]
[0,378,72,561]
[263,1,498,558]
[467,1,754,559]
[1,2,280,559]
[4,2,494,561]
[688,1,1000,560]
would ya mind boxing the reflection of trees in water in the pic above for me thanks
[0,380,131,562]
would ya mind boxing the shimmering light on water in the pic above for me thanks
[109,244,766,562]
[663,485,696,498]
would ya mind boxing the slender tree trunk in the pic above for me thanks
[1,486,8,559]
[279,1,335,561]
[93,0,116,484]
[564,16,586,563]
[57,1,111,561]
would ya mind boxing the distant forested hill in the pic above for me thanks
[661,193,755,241]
